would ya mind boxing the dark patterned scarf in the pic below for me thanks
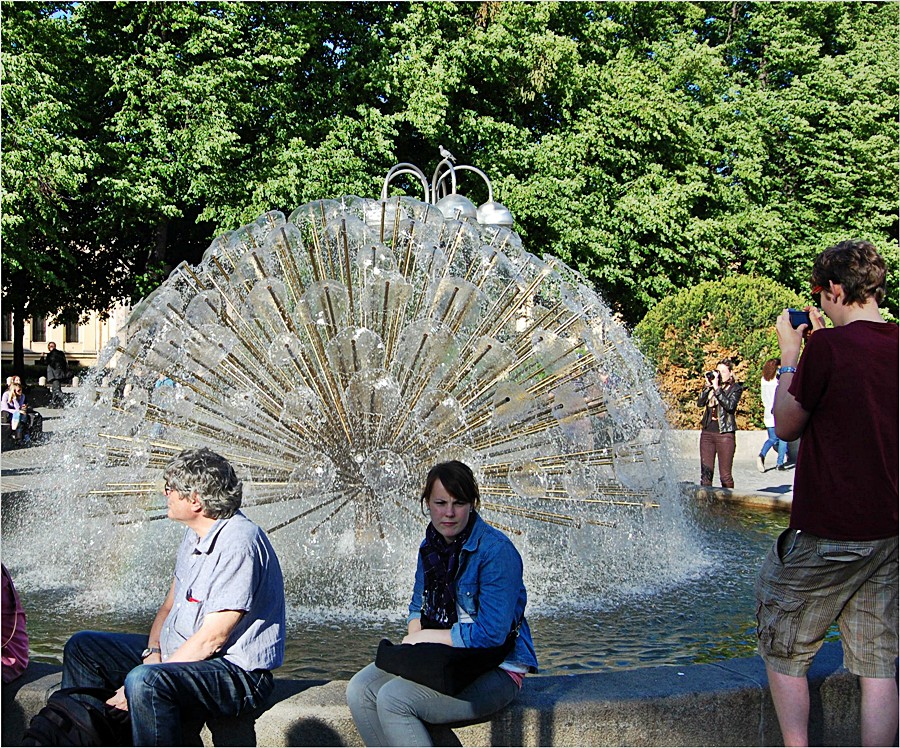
[419,512,477,629]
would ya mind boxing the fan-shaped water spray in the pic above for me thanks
[10,158,702,618]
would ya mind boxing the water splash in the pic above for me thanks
[8,195,702,614]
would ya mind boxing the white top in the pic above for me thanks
[760,377,778,428]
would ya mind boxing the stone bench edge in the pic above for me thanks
[1,641,860,746]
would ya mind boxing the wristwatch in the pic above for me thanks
[778,366,797,375]
[141,647,161,659]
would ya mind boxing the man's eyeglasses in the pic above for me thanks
[810,284,824,302]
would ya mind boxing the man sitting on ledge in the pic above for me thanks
[61,447,286,746]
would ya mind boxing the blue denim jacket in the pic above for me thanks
[408,513,539,672]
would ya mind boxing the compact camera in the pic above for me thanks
[788,308,811,329]
[705,371,715,383]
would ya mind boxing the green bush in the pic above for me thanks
[633,275,807,429]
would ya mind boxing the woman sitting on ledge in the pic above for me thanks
[1,380,41,445]
[347,461,538,747]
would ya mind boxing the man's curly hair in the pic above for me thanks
[812,240,886,307]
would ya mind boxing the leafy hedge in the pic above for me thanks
[633,275,806,429]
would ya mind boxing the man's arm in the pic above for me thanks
[773,309,813,441]
[165,609,245,663]
[106,598,245,711]
[142,580,176,664]
[106,580,177,711]
[773,374,810,441]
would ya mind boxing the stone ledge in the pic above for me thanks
[2,642,861,746]
[681,482,792,512]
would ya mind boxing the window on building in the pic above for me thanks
[32,316,47,343]
[1,312,11,342]
[65,321,80,343]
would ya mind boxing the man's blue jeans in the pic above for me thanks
[61,630,273,746]
[760,427,788,466]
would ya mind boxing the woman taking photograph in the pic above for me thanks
[697,357,744,488]
[347,460,538,747]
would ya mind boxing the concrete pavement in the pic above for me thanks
[668,429,795,512]
[0,406,69,494]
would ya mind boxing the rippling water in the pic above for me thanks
[15,502,794,680]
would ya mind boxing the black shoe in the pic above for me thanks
[777,464,788,471]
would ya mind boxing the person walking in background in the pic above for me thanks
[45,342,68,408]
[697,358,744,488]
[757,358,788,472]
[61,447,286,746]
[755,240,897,747]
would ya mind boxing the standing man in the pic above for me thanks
[61,447,286,746]
[45,341,68,408]
[755,240,898,747]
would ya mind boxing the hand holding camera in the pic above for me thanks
[788,309,811,329]
[776,305,823,365]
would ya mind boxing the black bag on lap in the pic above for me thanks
[375,633,516,696]
[22,687,132,746]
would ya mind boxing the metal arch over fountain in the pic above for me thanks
[74,152,672,565]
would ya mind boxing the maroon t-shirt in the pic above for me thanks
[788,320,898,540]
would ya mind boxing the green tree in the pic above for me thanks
[1,2,109,371]
[2,1,897,376]
[697,2,900,310]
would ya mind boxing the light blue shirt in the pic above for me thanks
[408,513,539,672]
[162,511,285,671]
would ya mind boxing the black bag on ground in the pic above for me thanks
[375,633,516,696]
[22,687,132,746]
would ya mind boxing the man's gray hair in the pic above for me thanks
[164,447,242,519]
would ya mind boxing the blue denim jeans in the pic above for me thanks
[61,630,273,746]
[760,427,788,466]
[346,662,520,746]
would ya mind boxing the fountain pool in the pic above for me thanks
[9,501,805,680]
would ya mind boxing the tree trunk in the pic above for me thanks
[12,304,25,376]
[153,218,170,265]
[725,1,740,45]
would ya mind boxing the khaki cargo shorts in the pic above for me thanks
[755,528,898,678]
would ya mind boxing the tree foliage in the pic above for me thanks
[633,274,806,429]
[2,1,897,368]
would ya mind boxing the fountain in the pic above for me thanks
[4,155,736,677]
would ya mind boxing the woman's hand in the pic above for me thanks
[401,628,453,646]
